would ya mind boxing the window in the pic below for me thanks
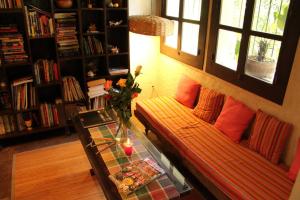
[161,0,208,68]
[207,0,300,104]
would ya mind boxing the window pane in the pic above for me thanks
[215,29,241,70]
[181,23,199,56]
[183,0,202,21]
[252,0,290,35]
[164,21,178,48]
[166,0,180,18]
[245,36,281,84]
[219,0,246,28]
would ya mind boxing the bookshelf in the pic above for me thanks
[0,0,129,143]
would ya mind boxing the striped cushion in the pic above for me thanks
[192,87,224,123]
[249,109,292,164]
[136,97,293,200]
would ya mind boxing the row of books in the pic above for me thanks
[0,0,21,8]
[90,96,106,110]
[0,25,28,63]
[55,13,79,57]
[0,115,15,135]
[62,76,85,102]
[83,36,104,55]
[11,77,36,110]
[24,6,54,38]
[40,103,60,127]
[33,59,59,84]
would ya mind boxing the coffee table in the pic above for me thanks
[74,116,194,200]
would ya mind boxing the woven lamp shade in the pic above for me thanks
[129,15,174,36]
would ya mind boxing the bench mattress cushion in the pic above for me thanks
[136,96,293,200]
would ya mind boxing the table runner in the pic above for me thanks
[88,123,180,200]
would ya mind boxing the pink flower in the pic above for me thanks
[104,80,113,91]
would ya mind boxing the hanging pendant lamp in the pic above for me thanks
[129,15,174,36]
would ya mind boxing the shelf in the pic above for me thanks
[29,35,55,40]
[0,109,13,115]
[84,54,105,59]
[14,107,39,113]
[0,125,66,139]
[54,8,78,12]
[108,52,128,57]
[106,8,128,11]
[35,81,61,88]
[83,32,105,36]
[2,62,32,68]
[58,56,82,62]
[81,8,104,11]
[107,25,128,29]
[64,100,86,105]
[0,8,23,13]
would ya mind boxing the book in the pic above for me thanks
[108,68,129,76]
[62,76,85,102]
[0,0,22,8]
[34,59,59,84]
[109,158,165,196]
[40,103,60,127]
[78,109,116,128]
[83,36,103,55]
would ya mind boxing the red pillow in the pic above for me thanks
[249,110,292,164]
[214,96,255,143]
[288,139,300,181]
[175,75,200,108]
[192,87,224,123]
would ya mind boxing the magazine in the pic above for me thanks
[109,158,165,196]
[79,109,116,128]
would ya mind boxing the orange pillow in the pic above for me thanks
[175,75,200,108]
[214,96,255,143]
[192,87,224,123]
[249,110,292,164]
[288,139,300,181]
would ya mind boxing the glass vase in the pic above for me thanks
[115,118,128,143]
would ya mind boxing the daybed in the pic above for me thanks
[134,96,294,200]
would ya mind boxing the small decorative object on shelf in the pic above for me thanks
[111,46,119,54]
[105,65,142,142]
[109,20,123,27]
[24,119,32,130]
[87,0,93,8]
[55,0,73,8]
[87,23,99,33]
[123,138,133,156]
[112,0,122,7]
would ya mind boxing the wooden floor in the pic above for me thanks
[14,141,106,200]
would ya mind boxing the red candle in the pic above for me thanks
[123,138,133,156]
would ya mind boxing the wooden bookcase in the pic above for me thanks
[0,0,129,143]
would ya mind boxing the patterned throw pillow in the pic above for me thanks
[192,87,224,123]
[248,110,292,164]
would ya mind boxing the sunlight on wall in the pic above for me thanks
[129,32,160,108]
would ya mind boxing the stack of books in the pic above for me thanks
[24,5,54,38]
[0,115,16,135]
[0,25,28,64]
[40,103,60,127]
[87,79,107,109]
[108,68,128,76]
[11,77,36,111]
[0,0,22,8]
[33,59,59,84]
[54,13,79,57]
[62,76,85,102]
[83,36,103,55]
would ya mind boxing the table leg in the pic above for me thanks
[89,168,95,176]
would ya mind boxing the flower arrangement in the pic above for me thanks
[104,66,142,129]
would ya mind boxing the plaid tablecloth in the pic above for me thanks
[88,123,180,200]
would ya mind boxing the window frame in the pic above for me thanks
[207,0,300,104]
[160,0,209,68]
